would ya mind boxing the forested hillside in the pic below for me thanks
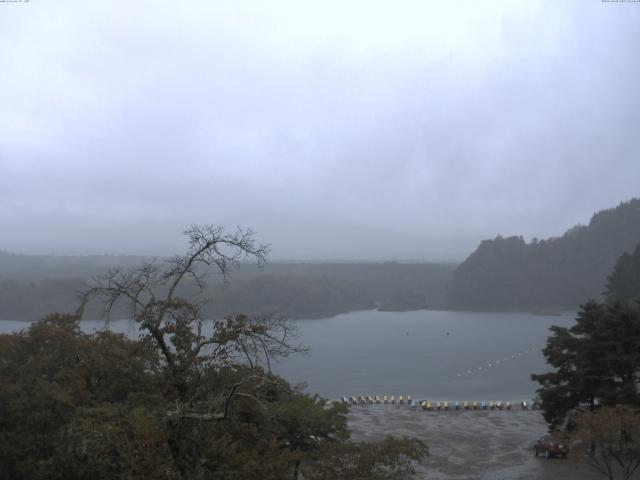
[448,198,640,309]
[0,254,455,320]
[605,242,640,304]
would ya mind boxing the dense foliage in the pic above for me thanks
[0,314,163,479]
[570,406,640,480]
[606,243,640,305]
[531,301,640,430]
[0,314,426,480]
[449,198,640,309]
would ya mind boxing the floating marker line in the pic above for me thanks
[454,347,539,379]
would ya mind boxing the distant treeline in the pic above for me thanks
[0,254,456,320]
[448,198,640,310]
[3,198,639,319]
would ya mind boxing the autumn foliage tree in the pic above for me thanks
[570,406,640,480]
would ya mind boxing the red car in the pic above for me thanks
[533,435,569,459]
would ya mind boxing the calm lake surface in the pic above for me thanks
[0,309,575,402]
[275,310,575,402]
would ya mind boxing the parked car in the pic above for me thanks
[533,435,569,459]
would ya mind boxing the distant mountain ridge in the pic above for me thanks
[0,254,455,321]
[448,198,640,309]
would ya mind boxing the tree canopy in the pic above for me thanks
[570,406,640,480]
[532,301,640,430]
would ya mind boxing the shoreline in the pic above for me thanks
[0,306,578,324]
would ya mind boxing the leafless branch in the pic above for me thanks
[76,225,303,408]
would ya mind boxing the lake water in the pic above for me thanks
[274,309,575,402]
[0,309,574,403]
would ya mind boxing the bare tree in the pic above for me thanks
[77,224,306,414]
[570,406,640,480]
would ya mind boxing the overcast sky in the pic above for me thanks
[1,0,639,260]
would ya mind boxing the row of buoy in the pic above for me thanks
[418,400,513,410]
[342,397,539,411]
[342,395,411,405]
[455,348,537,378]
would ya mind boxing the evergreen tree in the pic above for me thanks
[606,243,640,305]
[532,301,640,430]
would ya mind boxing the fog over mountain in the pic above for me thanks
[1,1,639,259]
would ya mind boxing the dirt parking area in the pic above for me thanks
[348,405,614,480]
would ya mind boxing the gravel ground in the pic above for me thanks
[348,405,617,480]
